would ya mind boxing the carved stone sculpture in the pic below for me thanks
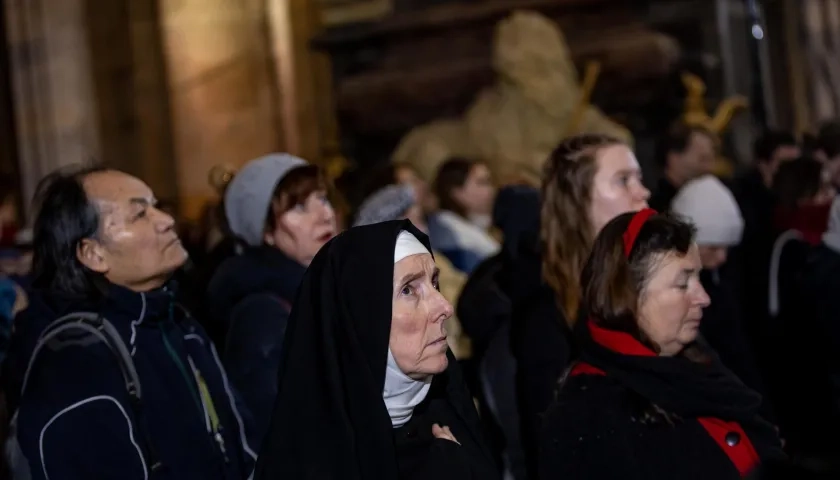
[392,10,642,185]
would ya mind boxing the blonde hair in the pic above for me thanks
[540,133,626,323]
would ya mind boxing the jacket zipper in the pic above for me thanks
[160,327,230,466]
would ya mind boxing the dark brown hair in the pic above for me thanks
[753,130,797,164]
[772,157,823,209]
[541,134,626,322]
[434,157,480,218]
[265,165,327,233]
[657,121,716,167]
[581,211,696,352]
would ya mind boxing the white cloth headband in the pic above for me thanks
[394,230,429,263]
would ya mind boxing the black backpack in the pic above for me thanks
[5,312,163,478]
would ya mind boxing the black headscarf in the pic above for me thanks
[254,220,488,479]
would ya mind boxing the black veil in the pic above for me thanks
[253,220,487,479]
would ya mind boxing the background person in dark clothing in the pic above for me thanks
[807,120,840,192]
[768,164,837,461]
[731,131,800,355]
[206,153,337,449]
[795,196,840,468]
[539,210,784,480]
[671,174,772,420]
[512,134,649,477]
[255,221,498,480]
[2,166,256,480]
[649,121,717,212]
[456,185,540,480]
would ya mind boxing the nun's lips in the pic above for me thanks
[429,335,447,346]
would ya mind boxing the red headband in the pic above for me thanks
[622,208,657,257]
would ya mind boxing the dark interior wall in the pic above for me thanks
[0,0,22,208]
[83,0,178,204]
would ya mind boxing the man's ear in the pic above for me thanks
[77,238,108,274]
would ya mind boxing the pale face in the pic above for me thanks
[759,145,800,188]
[395,166,436,213]
[78,170,188,292]
[637,244,711,356]
[589,145,651,235]
[813,169,837,205]
[266,190,337,266]
[390,253,454,380]
[698,245,728,270]
[672,131,716,183]
[771,145,801,168]
[452,164,496,216]
[823,157,840,190]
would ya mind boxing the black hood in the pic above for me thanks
[206,246,306,327]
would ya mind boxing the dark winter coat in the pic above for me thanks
[2,283,256,480]
[206,245,305,449]
[539,321,785,479]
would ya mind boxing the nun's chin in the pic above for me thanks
[410,350,448,379]
[425,350,449,375]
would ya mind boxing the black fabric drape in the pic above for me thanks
[254,220,492,479]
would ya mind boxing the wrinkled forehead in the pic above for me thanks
[82,171,155,210]
[646,245,700,279]
[392,253,437,283]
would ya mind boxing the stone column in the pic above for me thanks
[159,0,281,220]
[5,0,101,218]
[267,0,333,162]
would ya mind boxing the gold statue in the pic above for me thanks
[680,72,749,176]
[681,72,748,135]
[392,11,647,187]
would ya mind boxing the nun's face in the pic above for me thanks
[391,253,454,379]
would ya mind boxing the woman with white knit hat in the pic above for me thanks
[671,175,769,419]
[671,174,744,270]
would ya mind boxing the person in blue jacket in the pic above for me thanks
[2,166,256,479]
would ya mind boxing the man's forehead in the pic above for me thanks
[83,170,153,203]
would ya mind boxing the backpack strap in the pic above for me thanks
[16,312,163,474]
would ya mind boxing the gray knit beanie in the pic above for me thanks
[354,184,416,227]
[224,153,308,246]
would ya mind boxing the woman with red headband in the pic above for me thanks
[538,209,785,479]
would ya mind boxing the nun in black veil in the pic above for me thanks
[254,220,499,480]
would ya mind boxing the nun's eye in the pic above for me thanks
[400,285,414,296]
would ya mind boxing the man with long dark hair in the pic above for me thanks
[2,166,255,479]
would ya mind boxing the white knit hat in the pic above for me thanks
[671,175,744,246]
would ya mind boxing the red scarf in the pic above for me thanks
[774,203,831,245]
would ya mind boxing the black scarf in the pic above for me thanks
[577,320,786,462]
[254,220,490,480]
